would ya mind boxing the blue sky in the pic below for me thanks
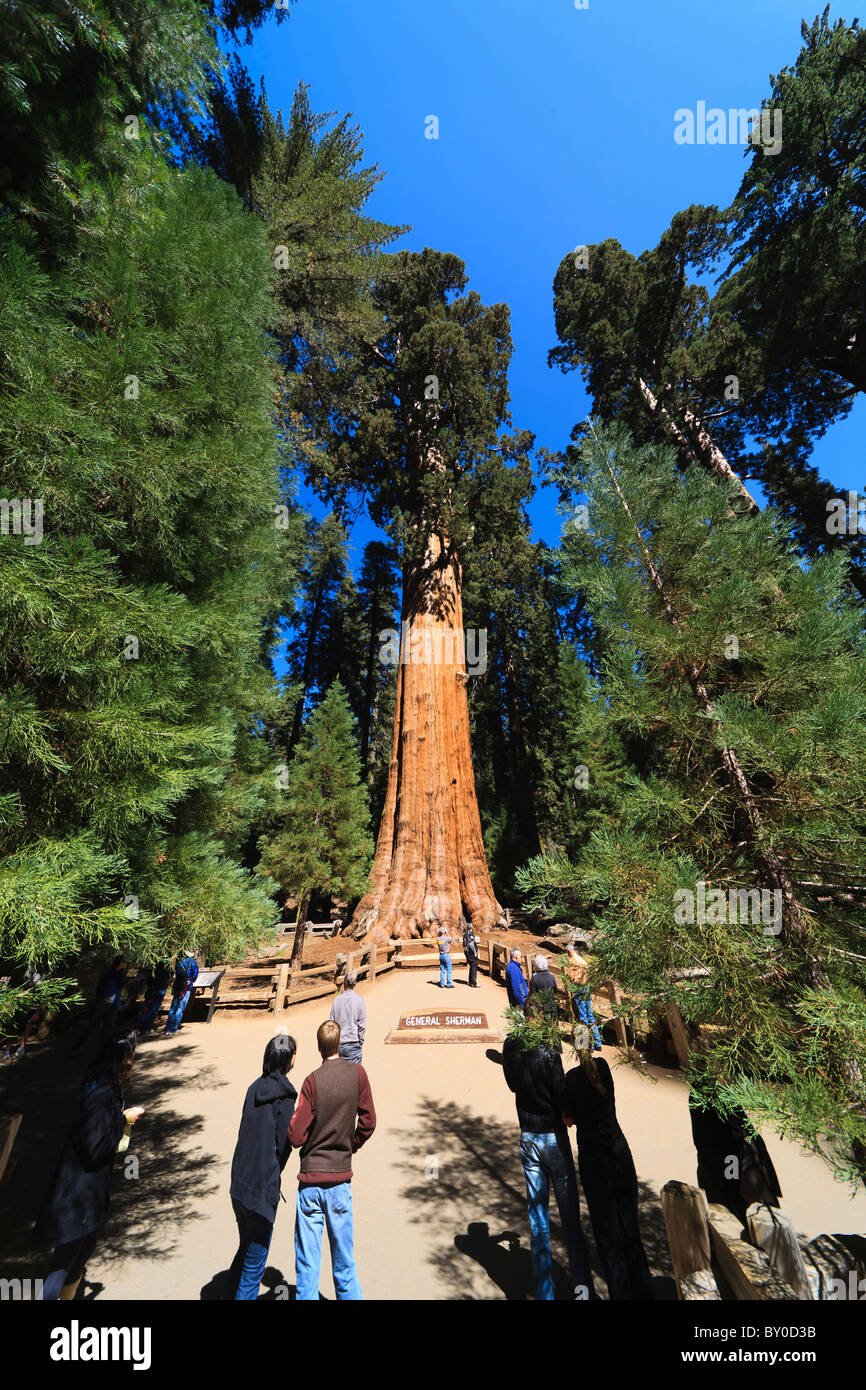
[246,0,864,566]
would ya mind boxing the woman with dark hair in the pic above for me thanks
[563,1050,653,1300]
[226,1032,298,1299]
[34,1031,142,1300]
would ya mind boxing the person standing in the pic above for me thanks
[288,1020,376,1300]
[136,960,173,1035]
[502,998,594,1300]
[528,954,558,1016]
[72,956,127,1054]
[227,1034,297,1299]
[34,1032,142,1300]
[436,920,454,989]
[462,918,480,988]
[329,971,366,1063]
[165,951,198,1036]
[689,1092,782,1227]
[505,948,529,1010]
[565,944,603,1051]
[563,1051,653,1300]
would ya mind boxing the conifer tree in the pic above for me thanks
[521,422,866,1183]
[257,681,374,966]
[309,249,515,941]
[284,514,362,758]
[0,131,302,1025]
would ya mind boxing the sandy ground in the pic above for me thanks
[2,964,866,1301]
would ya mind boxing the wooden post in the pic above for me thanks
[708,1204,798,1299]
[666,1002,691,1069]
[608,981,629,1050]
[661,1180,716,1299]
[273,963,290,1016]
[747,1204,813,1300]
[0,1114,22,1190]
[369,945,378,981]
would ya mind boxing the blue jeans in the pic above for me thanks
[137,987,167,1033]
[339,1042,363,1063]
[294,1183,362,1300]
[439,954,452,987]
[519,1130,593,1300]
[573,989,603,1051]
[165,988,190,1034]
[228,1199,273,1300]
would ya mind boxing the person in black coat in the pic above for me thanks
[527,955,559,1017]
[563,1052,653,1300]
[226,1033,298,1299]
[689,1091,782,1227]
[502,1002,594,1300]
[34,1032,141,1300]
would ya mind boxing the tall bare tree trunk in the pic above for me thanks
[636,375,760,515]
[349,516,502,945]
[290,889,310,971]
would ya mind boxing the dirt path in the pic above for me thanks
[2,965,865,1300]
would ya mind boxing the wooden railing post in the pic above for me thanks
[273,963,290,1015]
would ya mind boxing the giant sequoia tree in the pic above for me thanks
[310,249,514,942]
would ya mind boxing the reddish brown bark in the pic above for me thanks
[349,522,503,945]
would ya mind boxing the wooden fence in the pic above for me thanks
[216,936,645,1056]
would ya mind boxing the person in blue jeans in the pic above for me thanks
[436,922,454,989]
[566,944,603,1051]
[165,952,198,1035]
[288,1020,376,1300]
[137,960,173,1035]
[227,1033,297,1299]
[502,997,594,1300]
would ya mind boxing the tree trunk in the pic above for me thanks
[290,890,310,971]
[636,376,760,515]
[349,519,503,944]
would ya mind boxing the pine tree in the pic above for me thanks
[257,680,374,965]
[284,514,363,758]
[523,422,866,1184]
[0,130,302,1025]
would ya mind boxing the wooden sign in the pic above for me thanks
[386,1010,500,1045]
[399,1011,489,1030]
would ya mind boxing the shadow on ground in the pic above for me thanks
[0,1029,227,1292]
[391,1083,676,1301]
[200,1265,299,1301]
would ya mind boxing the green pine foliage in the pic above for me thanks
[521,422,866,1184]
[0,130,303,1025]
[257,680,374,911]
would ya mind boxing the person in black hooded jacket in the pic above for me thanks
[34,1031,141,1300]
[227,1033,297,1299]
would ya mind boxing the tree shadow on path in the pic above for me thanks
[391,1094,676,1300]
[0,1033,226,1293]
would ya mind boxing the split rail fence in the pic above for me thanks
[216,933,644,1050]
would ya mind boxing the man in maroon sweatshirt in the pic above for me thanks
[288,1018,376,1299]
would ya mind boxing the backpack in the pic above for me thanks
[174,955,197,993]
[462,925,476,956]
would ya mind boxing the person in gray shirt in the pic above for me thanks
[329,972,366,1062]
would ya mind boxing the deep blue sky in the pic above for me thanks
[246,0,864,567]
